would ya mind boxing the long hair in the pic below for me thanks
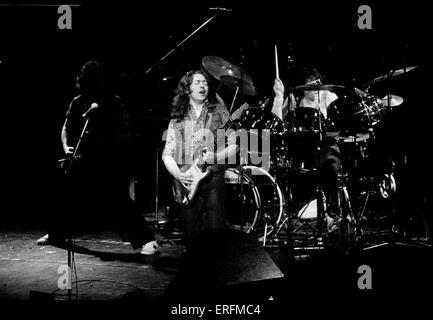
[300,67,323,84]
[170,70,216,121]
[75,60,107,97]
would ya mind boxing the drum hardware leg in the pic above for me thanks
[238,165,246,233]
[274,214,291,234]
[315,186,326,247]
[270,166,296,250]
[263,223,268,246]
[354,188,371,244]
[315,90,327,247]
[292,198,319,234]
[335,173,356,245]
[293,219,318,234]
[352,171,395,247]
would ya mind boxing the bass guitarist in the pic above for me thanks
[36,61,158,255]
[162,70,239,250]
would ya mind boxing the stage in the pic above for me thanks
[1,1,432,317]
[1,211,431,317]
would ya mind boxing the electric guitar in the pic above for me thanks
[172,154,211,206]
[172,104,249,206]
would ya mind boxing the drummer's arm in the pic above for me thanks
[272,78,285,120]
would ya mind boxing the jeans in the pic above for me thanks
[180,171,226,249]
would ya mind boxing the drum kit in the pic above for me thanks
[201,55,416,249]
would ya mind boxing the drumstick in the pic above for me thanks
[275,45,279,79]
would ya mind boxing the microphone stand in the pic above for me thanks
[154,147,160,228]
[62,115,92,301]
[145,14,218,74]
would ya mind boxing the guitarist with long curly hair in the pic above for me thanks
[162,70,240,250]
[36,61,158,255]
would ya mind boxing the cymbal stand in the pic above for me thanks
[229,49,247,112]
[314,88,326,247]
[237,51,247,234]
[229,86,240,113]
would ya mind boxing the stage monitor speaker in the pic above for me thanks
[163,229,285,303]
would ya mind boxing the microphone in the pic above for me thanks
[82,103,99,118]
[209,7,232,12]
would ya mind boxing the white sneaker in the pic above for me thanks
[36,234,50,246]
[36,234,65,245]
[140,240,159,255]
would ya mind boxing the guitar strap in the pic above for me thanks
[204,106,213,130]
[203,107,214,147]
[205,114,213,130]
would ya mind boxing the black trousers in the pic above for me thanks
[180,171,227,249]
[289,136,342,214]
[319,140,342,215]
[49,157,154,250]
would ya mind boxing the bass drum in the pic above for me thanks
[224,165,284,239]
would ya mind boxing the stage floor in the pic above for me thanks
[1,219,432,316]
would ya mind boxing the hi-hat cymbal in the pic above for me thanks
[365,66,418,87]
[334,132,370,143]
[381,94,404,107]
[295,83,346,91]
[220,75,256,96]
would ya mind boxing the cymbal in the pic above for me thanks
[365,66,417,87]
[295,83,346,91]
[336,132,370,143]
[381,94,404,107]
[202,56,253,82]
[354,87,368,97]
[220,75,256,96]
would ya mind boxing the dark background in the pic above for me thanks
[0,0,430,227]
